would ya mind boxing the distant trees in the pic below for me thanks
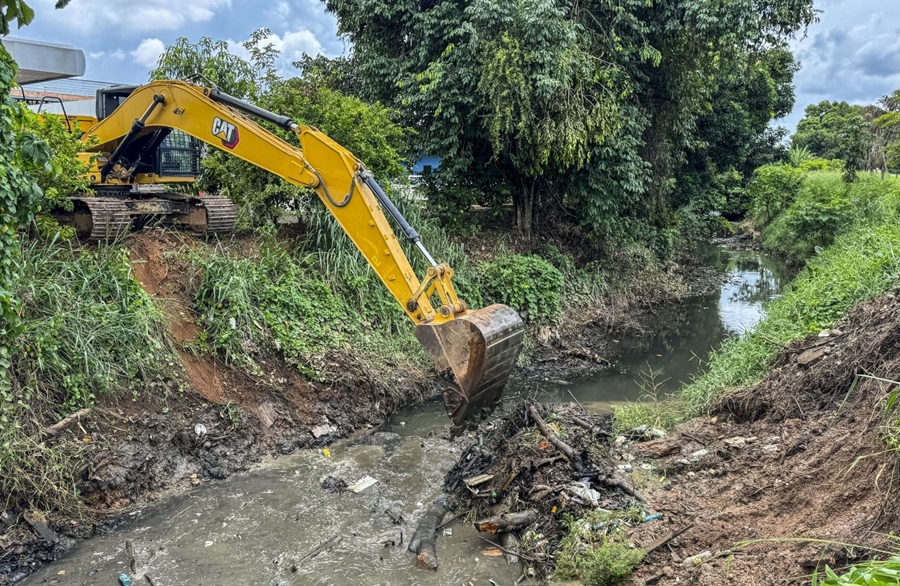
[792,93,900,178]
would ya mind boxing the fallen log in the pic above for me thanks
[528,406,578,462]
[408,499,448,571]
[501,532,521,566]
[474,510,538,535]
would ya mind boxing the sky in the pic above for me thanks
[9,0,900,132]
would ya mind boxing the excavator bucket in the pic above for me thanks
[415,304,525,426]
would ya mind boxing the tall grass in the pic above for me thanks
[673,171,900,417]
[3,237,175,514]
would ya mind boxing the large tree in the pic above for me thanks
[324,0,816,238]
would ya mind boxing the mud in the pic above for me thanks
[623,291,900,585]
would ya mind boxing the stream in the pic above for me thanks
[21,244,790,586]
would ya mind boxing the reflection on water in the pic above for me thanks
[531,245,791,409]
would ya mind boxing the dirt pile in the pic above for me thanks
[445,403,645,581]
[626,292,900,585]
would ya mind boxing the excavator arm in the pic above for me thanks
[81,80,524,425]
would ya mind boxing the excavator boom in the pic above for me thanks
[77,80,524,425]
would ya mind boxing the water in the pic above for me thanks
[20,244,788,586]
[534,245,790,410]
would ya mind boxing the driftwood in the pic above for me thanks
[571,416,613,437]
[501,532,521,565]
[38,408,91,439]
[602,475,647,504]
[529,405,591,476]
[408,499,448,571]
[294,535,342,567]
[474,510,538,535]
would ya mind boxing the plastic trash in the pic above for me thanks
[118,574,133,586]
[348,475,378,493]
[642,513,663,523]
[681,551,713,567]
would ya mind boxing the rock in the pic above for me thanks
[614,435,628,447]
[633,439,680,459]
[0,510,15,527]
[762,444,779,453]
[724,436,757,449]
[690,449,709,460]
[311,424,337,439]
[818,329,833,338]
[648,428,668,439]
[194,423,207,437]
[321,476,348,493]
[276,438,297,455]
[355,431,401,446]
[797,347,826,367]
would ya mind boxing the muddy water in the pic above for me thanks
[22,244,788,586]
[533,245,790,409]
[23,406,520,586]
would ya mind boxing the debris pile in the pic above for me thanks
[445,402,648,580]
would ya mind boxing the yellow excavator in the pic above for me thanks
[54,79,524,426]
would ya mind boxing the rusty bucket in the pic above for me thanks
[415,304,525,426]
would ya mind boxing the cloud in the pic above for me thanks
[781,0,900,131]
[132,38,165,69]
[89,49,126,61]
[32,0,231,34]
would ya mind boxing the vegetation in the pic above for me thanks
[3,238,176,514]
[553,510,646,585]
[674,171,900,416]
[812,555,900,586]
[479,254,563,325]
[324,0,815,238]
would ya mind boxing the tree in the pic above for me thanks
[151,35,260,98]
[792,101,868,161]
[324,0,816,239]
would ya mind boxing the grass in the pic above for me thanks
[2,236,176,515]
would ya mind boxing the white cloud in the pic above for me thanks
[230,29,327,77]
[132,38,166,69]
[33,0,231,34]
[89,49,126,61]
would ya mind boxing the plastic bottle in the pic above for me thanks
[680,551,712,567]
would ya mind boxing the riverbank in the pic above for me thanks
[0,225,724,585]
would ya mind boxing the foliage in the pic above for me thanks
[0,48,48,394]
[675,172,900,416]
[813,555,900,586]
[17,107,94,238]
[191,239,354,379]
[760,171,897,265]
[325,0,815,237]
[8,238,175,414]
[748,164,804,226]
[479,254,563,325]
[789,145,814,167]
[150,35,259,98]
[554,511,645,585]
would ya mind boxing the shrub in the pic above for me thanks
[479,254,563,325]
[554,511,645,585]
[748,164,804,226]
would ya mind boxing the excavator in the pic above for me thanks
[53,79,525,426]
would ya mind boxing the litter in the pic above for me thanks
[348,475,378,493]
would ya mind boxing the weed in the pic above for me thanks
[553,510,646,585]
[479,254,564,325]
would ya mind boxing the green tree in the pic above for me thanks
[793,101,869,161]
[324,0,816,239]
[150,35,260,98]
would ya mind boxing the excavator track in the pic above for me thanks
[194,194,237,236]
[71,197,132,242]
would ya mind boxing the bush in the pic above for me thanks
[748,164,804,226]
[760,171,900,265]
[479,254,563,325]
[554,511,645,585]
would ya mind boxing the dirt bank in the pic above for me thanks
[624,291,900,585]
[0,231,436,585]
[445,290,900,585]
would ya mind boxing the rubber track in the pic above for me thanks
[198,194,237,235]
[72,197,132,242]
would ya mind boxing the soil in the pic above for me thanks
[445,290,900,585]
[622,291,900,585]
[0,230,436,585]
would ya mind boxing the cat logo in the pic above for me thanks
[211,116,240,149]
